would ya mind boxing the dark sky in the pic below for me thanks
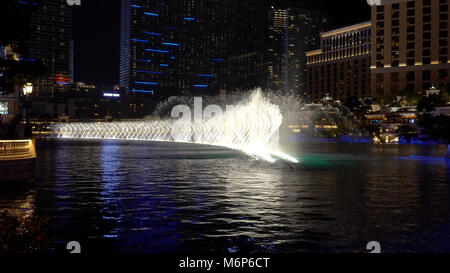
[73,0,121,88]
[73,0,370,87]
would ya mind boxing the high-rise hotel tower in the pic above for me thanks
[267,6,328,94]
[120,0,268,98]
[368,0,450,96]
[21,0,74,95]
[306,22,372,101]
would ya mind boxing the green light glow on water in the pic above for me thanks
[297,155,333,168]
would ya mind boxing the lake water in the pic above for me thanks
[1,139,449,253]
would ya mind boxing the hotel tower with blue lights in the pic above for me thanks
[120,0,268,98]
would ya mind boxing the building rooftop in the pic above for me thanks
[321,21,371,38]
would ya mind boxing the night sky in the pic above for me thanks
[73,0,370,87]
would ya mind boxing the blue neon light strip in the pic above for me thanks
[162,42,179,46]
[184,17,195,21]
[138,59,152,63]
[136,70,162,74]
[16,1,38,5]
[160,64,169,67]
[57,82,70,85]
[131,90,154,94]
[17,1,36,5]
[212,59,224,62]
[130,38,149,42]
[193,85,208,88]
[144,12,159,16]
[198,74,214,77]
[145,32,163,36]
[146,49,169,53]
[130,5,141,8]
[171,56,176,59]
[135,81,158,85]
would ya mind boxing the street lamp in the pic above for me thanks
[23,82,33,96]
[22,82,33,138]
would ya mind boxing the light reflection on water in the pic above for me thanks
[1,140,450,253]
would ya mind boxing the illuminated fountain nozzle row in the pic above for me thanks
[51,92,298,163]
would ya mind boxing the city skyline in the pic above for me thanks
[1,0,450,258]
[119,0,268,98]
[73,0,371,87]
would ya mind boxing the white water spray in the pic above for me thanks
[51,90,298,163]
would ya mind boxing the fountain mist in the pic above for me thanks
[51,89,298,163]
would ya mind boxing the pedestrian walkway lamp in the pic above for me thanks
[23,82,33,137]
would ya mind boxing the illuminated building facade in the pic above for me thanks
[226,1,268,92]
[25,0,74,94]
[369,0,450,96]
[120,0,268,98]
[267,6,328,94]
[306,22,372,101]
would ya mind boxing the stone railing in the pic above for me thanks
[0,140,36,160]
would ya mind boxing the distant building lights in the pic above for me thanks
[19,58,36,62]
[103,93,120,98]
[144,12,159,16]
[135,81,158,85]
[136,70,162,74]
[130,38,149,43]
[146,49,169,53]
[145,32,163,36]
[193,85,208,88]
[162,42,179,46]
[131,90,154,94]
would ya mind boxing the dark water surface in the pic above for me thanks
[1,139,450,253]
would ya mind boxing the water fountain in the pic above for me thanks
[51,89,298,163]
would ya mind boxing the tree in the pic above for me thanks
[363,123,381,140]
[343,96,371,121]
[399,87,422,106]
[417,94,446,112]
[0,58,45,94]
[396,124,418,142]
[417,114,450,143]
[439,83,450,103]
[343,96,362,111]
[375,95,396,106]
[0,211,50,254]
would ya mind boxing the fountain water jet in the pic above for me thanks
[51,89,298,163]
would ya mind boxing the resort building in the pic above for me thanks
[306,22,372,101]
[368,0,450,96]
